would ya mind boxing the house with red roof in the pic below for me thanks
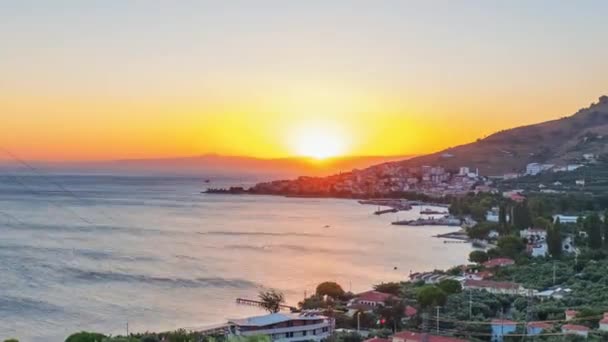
[561,324,589,337]
[599,312,608,331]
[565,309,578,321]
[463,279,527,295]
[464,270,493,281]
[509,193,526,203]
[404,305,417,318]
[483,258,515,268]
[391,331,467,342]
[347,290,395,313]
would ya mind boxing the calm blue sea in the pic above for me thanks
[0,174,471,342]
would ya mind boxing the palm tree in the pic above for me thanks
[258,289,285,313]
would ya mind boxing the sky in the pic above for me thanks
[1,0,608,161]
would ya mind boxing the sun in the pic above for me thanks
[292,125,347,160]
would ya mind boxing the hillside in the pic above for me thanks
[382,95,608,176]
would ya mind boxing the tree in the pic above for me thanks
[139,337,159,342]
[437,279,462,295]
[316,281,345,299]
[373,282,402,296]
[513,201,532,230]
[4,339,19,342]
[375,298,405,332]
[65,332,107,342]
[584,214,603,250]
[532,217,552,230]
[496,235,525,258]
[416,286,447,308]
[603,210,608,249]
[258,289,285,313]
[469,250,489,264]
[499,204,508,227]
[547,218,562,258]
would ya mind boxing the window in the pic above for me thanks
[303,331,307,336]
[322,327,329,333]
[286,332,294,338]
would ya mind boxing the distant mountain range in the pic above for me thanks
[370,95,608,176]
[2,154,414,178]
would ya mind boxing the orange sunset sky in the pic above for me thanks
[1,1,607,161]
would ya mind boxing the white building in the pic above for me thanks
[527,242,548,257]
[459,167,470,176]
[226,312,333,342]
[553,215,580,224]
[526,163,542,176]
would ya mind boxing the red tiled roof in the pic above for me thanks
[404,305,417,317]
[391,331,467,342]
[464,279,519,290]
[565,309,578,317]
[528,321,552,329]
[491,319,517,325]
[599,317,608,324]
[483,258,515,268]
[562,324,589,332]
[355,290,395,303]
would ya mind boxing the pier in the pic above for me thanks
[235,298,297,311]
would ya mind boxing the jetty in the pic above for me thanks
[374,208,398,215]
[392,216,461,226]
[235,298,297,311]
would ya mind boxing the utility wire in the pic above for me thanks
[0,147,120,225]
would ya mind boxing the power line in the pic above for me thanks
[0,173,94,225]
[0,147,120,225]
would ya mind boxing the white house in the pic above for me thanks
[527,242,548,257]
[526,163,542,176]
[553,215,580,224]
[225,312,333,342]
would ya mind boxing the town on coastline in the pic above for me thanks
[45,154,608,342]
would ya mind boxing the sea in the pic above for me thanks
[0,173,472,342]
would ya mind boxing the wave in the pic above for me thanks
[0,296,64,317]
[64,267,257,289]
[224,243,357,255]
[0,244,157,263]
[199,231,326,237]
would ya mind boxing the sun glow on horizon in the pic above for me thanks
[290,123,348,160]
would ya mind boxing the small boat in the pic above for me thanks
[204,179,211,183]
